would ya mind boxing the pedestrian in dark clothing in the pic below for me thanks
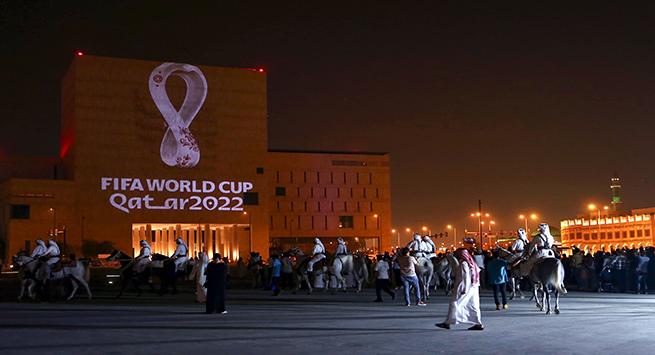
[205,253,227,314]
[487,250,508,310]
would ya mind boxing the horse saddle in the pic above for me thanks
[53,260,64,273]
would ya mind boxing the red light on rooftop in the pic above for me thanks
[258,68,264,72]
[77,52,83,56]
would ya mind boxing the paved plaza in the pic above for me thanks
[1,276,654,355]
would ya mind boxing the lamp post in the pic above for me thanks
[391,229,400,250]
[244,211,252,252]
[519,214,537,235]
[470,201,489,249]
[49,207,56,231]
[589,204,609,242]
[447,225,457,251]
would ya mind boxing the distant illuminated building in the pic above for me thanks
[560,173,653,253]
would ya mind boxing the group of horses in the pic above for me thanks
[12,251,93,300]
[282,247,459,298]
[11,245,567,315]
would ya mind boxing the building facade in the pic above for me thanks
[560,210,654,253]
[560,175,653,253]
[268,150,391,256]
[0,55,392,263]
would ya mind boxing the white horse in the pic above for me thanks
[415,256,434,301]
[13,255,92,300]
[12,253,39,299]
[433,254,458,295]
[286,247,328,294]
[328,252,369,293]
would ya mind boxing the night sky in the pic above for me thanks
[2,1,655,241]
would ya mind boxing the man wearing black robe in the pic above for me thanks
[205,253,227,314]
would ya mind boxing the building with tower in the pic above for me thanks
[560,173,654,253]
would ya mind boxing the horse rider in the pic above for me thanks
[39,238,61,279]
[170,238,189,271]
[508,228,529,263]
[335,237,348,257]
[520,223,556,276]
[134,240,152,274]
[422,235,437,259]
[307,238,326,277]
[405,233,426,257]
[31,238,47,258]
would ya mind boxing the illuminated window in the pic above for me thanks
[339,216,354,228]
[10,205,30,219]
[275,187,286,196]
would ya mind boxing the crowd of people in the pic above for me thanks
[21,220,653,329]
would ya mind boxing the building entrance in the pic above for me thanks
[132,223,248,262]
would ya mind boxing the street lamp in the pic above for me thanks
[447,225,457,250]
[589,204,609,241]
[519,214,537,235]
[392,229,400,249]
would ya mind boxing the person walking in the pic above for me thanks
[397,247,426,306]
[205,253,227,314]
[487,250,508,310]
[435,248,483,330]
[373,256,395,302]
[270,254,282,296]
[189,252,209,303]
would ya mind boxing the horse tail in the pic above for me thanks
[553,260,567,294]
[82,259,91,283]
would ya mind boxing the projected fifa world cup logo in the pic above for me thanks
[149,62,207,168]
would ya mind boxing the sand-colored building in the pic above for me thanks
[0,55,391,262]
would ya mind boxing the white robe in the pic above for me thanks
[444,261,482,326]
[189,254,209,302]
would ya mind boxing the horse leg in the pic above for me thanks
[508,278,515,300]
[545,289,552,315]
[554,289,560,314]
[18,279,26,300]
[67,278,79,300]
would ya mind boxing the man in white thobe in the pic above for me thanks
[335,237,348,256]
[31,238,47,258]
[307,238,326,274]
[170,238,189,271]
[520,223,556,276]
[134,240,152,274]
[405,234,426,257]
[189,252,209,302]
[39,239,61,280]
[422,235,437,259]
[436,248,483,330]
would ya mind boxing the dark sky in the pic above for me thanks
[2,0,655,238]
